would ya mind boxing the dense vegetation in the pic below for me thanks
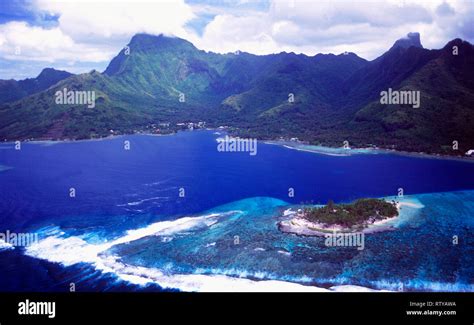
[0,68,72,104]
[304,199,399,228]
[1,33,473,155]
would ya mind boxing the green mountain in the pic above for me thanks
[349,39,474,154]
[0,68,73,104]
[0,33,473,155]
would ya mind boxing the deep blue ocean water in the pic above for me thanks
[0,130,473,291]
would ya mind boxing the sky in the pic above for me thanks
[0,0,473,79]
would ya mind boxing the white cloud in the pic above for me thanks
[35,0,195,42]
[0,0,196,67]
[190,13,278,54]
[0,0,473,79]
[0,21,114,62]
[194,0,474,59]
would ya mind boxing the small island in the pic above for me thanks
[279,198,399,236]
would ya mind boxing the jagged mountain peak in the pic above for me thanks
[36,68,72,83]
[103,33,199,76]
[391,32,423,50]
[128,33,196,52]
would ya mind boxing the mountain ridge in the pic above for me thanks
[1,33,473,155]
[0,68,73,104]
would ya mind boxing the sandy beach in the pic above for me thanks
[278,200,423,237]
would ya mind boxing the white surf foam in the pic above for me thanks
[25,212,225,266]
[24,210,386,292]
[370,278,474,292]
[117,196,170,207]
[329,285,390,292]
[96,259,392,292]
[95,257,331,292]
[0,239,14,251]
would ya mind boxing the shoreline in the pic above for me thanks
[278,200,420,237]
[2,128,474,162]
[278,216,398,237]
[264,139,474,163]
[0,130,183,145]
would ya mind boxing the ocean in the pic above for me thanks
[0,130,473,291]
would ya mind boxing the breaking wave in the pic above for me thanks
[23,210,386,292]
